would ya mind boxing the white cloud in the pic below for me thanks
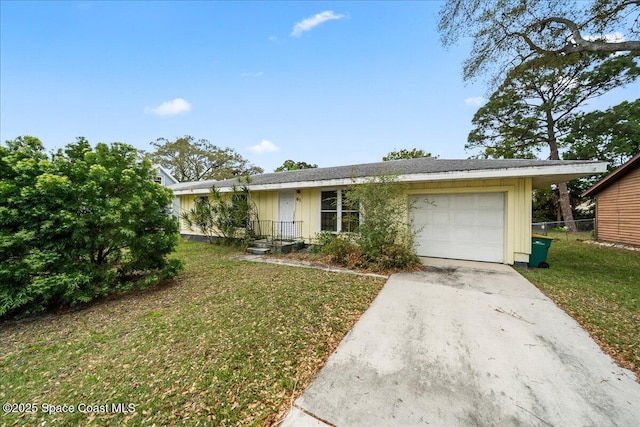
[145,98,191,116]
[249,139,279,154]
[241,71,264,78]
[464,96,485,107]
[584,32,626,43]
[583,32,627,56]
[556,76,579,90]
[291,10,345,37]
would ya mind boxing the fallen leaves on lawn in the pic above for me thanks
[0,241,385,426]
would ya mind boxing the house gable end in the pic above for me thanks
[582,152,640,197]
[592,163,640,246]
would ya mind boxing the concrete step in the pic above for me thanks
[253,239,271,248]
[274,242,296,254]
[247,247,271,255]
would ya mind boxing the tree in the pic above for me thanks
[0,136,181,317]
[439,0,640,84]
[274,159,318,172]
[382,148,436,161]
[532,187,560,223]
[149,135,263,181]
[348,175,420,270]
[467,53,640,230]
[180,185,258,244]
[532,181,594,223]
[564,99,640,169]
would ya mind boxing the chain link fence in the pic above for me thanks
[532,219,595,236]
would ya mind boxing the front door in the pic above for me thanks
[278,191,296,238]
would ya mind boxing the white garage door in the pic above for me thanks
[410,193,505,263]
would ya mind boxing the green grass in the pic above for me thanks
[0,241,385,426]
[519,238,640,379]
[539,229,594,242]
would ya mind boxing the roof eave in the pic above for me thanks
[395,163,607,189]
[582,152,640,197]
[171,162,607,195]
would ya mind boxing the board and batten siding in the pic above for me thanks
[179,191,312,238]
[296,189,320,240]
[177,177,534,264]
[178,194,198,235]
[595,166,640,246]
[178,191,281,237]
[249,189,321,241]
[249,191,279,225]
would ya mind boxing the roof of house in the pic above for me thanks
[169,157,608,195]
[582,152,640,197]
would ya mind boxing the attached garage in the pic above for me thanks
[411,193,505,263]
[172,157,608,265]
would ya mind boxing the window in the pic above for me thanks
[320,190,359,232]
[341,190,359,232]
[321,191,338,232]
[154,176,163,185]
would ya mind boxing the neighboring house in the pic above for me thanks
[153,165,180,217]
[154,165,179,187]
[169,157,606,265]
[582,152,640,247]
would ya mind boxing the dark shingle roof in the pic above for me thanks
[169,157,603,192]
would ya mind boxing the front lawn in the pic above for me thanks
[519,238,640,380]
[0,241,385,426]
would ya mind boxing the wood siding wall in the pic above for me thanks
[595,166,640,246]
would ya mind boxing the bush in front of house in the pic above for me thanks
[0,136,182,318]
[180,184,258,246]
[315,232,363,267]
[317,175,420,271]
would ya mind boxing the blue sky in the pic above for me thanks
[1,1,638,173]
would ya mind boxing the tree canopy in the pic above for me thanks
[149,136,263,182]
[467,53,640,160]
[564,98,640,169]
[1,136,181,317]
[439,0,640,84]
[467,52,640,229]
[274,159,318,172]
[382,148,435,161]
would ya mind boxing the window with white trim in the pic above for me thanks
[320,190,359,232]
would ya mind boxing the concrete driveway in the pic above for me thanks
[281,258,640,426]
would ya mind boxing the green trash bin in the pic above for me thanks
[529,234,553,268]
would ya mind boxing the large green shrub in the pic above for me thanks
[0,136,181,317]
